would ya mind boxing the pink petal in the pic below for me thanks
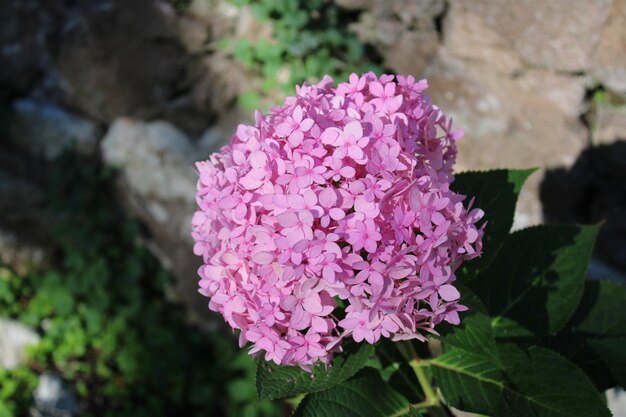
[329,208,345,220]
[338,317,359,330]
[249,151,267,168]
[439,284,460,301]
[445,311,461,325]
[289,130,304,147]
[277,212,298,227]
[280,295,298,311]
[303,296,323,314]
[252,252,274,265]
[239,176,263,190]
[300,118,314,132]
[339,166,356,178]
[275,122,294,136]
[298,210,314,224]
[292,106,303,123]
[369,81,384,97]
[320,128,339,145]
[344,120,363,140]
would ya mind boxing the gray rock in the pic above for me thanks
[0,229,46,276]
[0,318,40,370]
[197,107,248,156]
[379,30,439,77]
[444,0,611,73]
[593,103,626,145]
[178,15,209,53]
[100,118,206,322]
[609,388,626,417]
[32,373,78,417]
[101,118,196,204]
[50,0,212,135]
[11,99,99,159]
[425,57,590,228]
[592,0,626,97]
[0,0,53,98]
[443,1,523,75]
[350,0,443,77]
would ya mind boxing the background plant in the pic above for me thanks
[0,154,281,417]
[254,168,626,417]
[224,0,382,109]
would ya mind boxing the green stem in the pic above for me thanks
[397,341,448,417]
[409,360,439,408]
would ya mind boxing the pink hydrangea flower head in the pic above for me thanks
[192,72,485,368]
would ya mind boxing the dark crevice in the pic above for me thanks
[434,0,449,40]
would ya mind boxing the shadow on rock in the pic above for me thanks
[540,140,626,273]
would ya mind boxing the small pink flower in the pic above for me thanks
[294,156,326,188]
[370,81,403,114]
[275,106,315,147]
[336,73,366,96]
[278,210,314,241]
[333,121,369,162]
[347,219,382,253]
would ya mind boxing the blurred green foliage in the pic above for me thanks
[0,155,280,417]
[224,0,382,109]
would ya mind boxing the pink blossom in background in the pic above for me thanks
[191,72,484,369]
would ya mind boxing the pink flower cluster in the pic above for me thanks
[192,73,484,368]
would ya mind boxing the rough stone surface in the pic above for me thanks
[592,0,626,97]
[609,388,626,417]
[593,103,626,145]
[11,99,100,159]
[178,15,209,53]
[379,30,440,76]
[444,0,611,73]
[427,59,589,170]
[350,0,443,77]
[425,56,589,228]
[101,118,205,321]
[32,373,78,417]
[0,318,40,370]
[101,118,196,203]
[443,2,523,75]
[197,107,250,156]
[0,230,47,276]
[0,0,53,98]
[50,0,212,135]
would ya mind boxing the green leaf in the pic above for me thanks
[495,345,610,417]
[437,286,502,367]
[452,169,536,277]
[431,346,610,416]
[256,343,375,400]
[293,368,410,417]
[588,337,626,386]
[545,279,626,389]
[375,340,427,404]
[470,225,599,339]
[431,349,504,414]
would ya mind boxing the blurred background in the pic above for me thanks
[0,0,625,416]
